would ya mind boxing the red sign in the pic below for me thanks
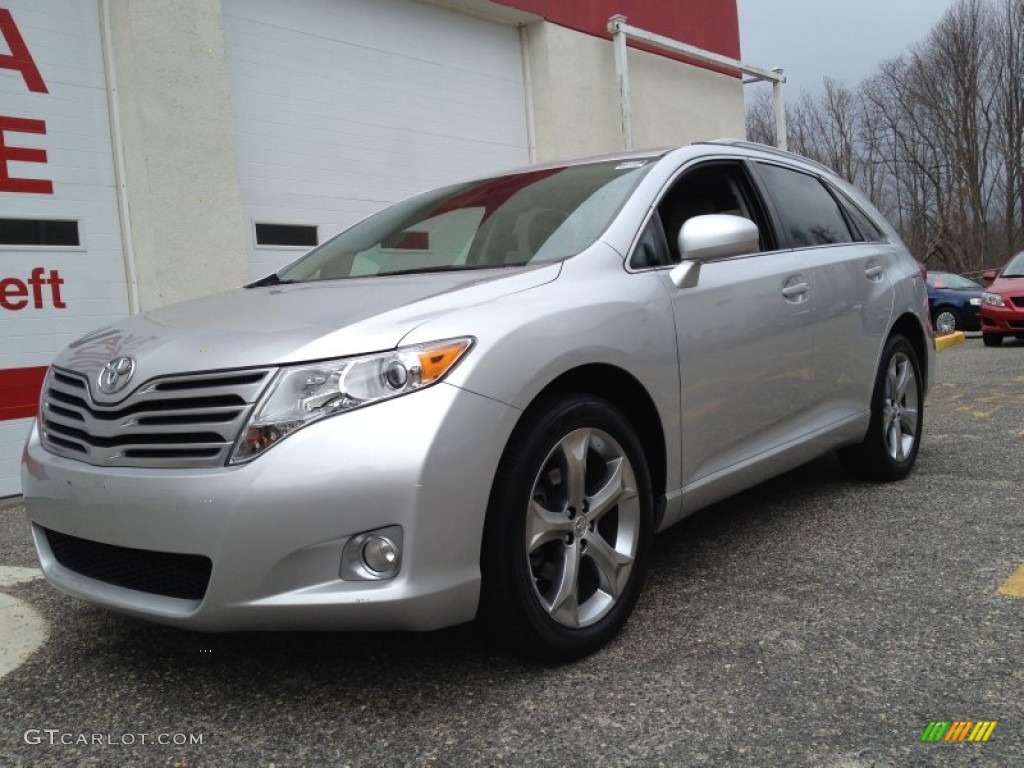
[0,267,66,310]
[0,7,51,194]
[0,7,66,426]
[0,8,48,93]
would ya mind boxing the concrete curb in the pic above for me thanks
[935,332,967,351]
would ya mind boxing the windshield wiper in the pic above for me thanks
[246,273,297,288]
[379,264,516,277]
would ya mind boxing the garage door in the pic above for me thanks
[0,1,129,496]
[222,0,531,279]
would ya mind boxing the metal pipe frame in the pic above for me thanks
[607,15,788,151]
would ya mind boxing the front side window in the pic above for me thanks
[271,160,655,283]
[756,163,853,248]
[635,161,768,268]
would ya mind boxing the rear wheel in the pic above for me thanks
[982,333,1003,347]
[839,334,923,481]
[932,306,960,335]
[479,394,653,662]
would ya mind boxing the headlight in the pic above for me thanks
[230,337,473,463]
[969,297,982,306]
[982,292,1005,307]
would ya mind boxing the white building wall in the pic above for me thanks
[104,0,250,309]
[524,21,747,162]
[0,0,129,496]
[221,0,532,279]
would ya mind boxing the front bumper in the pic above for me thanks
[22,382,519,632]
[980,304,1024,335]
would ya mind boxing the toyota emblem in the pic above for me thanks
[97,356,136,395]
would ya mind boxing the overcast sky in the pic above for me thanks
[736,0,964,97]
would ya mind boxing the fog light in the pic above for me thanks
[362,535,398,573]
[340,525,403,581]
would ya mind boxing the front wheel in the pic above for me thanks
[479,394,653,662]
[983,333,1003,347]
[839,334,923,481]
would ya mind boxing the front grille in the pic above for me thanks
[44,527,212,600]
[1008,320,1024,329]
[1010,297,1024,308]
[39,366,273,468]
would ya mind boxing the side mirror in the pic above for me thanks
[669,214,760,289]
[982,270,997,282]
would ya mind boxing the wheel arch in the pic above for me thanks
[890,312,929,390]
[520,364,668,528]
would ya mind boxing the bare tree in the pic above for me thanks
[990,0,1024,255]
[744,0,1024,271]
[744,89,777,146]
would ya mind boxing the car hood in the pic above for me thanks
[53,265,561,387]
[986,275,1024,296]
[929,287,983,299]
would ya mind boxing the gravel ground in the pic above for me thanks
[0,337,1021,767]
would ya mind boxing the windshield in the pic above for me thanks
[927,272,981,290]
[271,159,654,283]
[1001,251,1024,277]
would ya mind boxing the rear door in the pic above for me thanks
[750,162,895,424]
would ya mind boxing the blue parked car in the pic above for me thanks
[926,271,983,334]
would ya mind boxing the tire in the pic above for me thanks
[479,393,653,662]
[839,334,923,481]
[982,333,1003,347]
[932,306,961,335]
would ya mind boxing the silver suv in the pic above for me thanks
[22,141,933,660]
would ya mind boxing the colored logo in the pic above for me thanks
[97,356,136,395]
[921,721,997,742]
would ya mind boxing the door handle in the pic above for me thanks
[865,264,884,280]
[782,282,809,298]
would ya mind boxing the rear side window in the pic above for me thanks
[756,163,853,247]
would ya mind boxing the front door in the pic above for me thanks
[651,161,817,487]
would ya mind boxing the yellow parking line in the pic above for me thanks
[935,332,966,351]
[997,564,1024,598]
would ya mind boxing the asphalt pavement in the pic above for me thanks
[0,337,1021,767]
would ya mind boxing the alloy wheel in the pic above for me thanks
[882,351,919,462]
[524,428,640,628]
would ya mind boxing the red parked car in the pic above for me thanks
[981,251,1024,346]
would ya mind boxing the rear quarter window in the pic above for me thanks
[828,186,887,243]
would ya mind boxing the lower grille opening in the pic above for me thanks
[44,434,87,454]
[121,448,221,459]
[44,527,212,600]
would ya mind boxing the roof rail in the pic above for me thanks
[700,139,836,175]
